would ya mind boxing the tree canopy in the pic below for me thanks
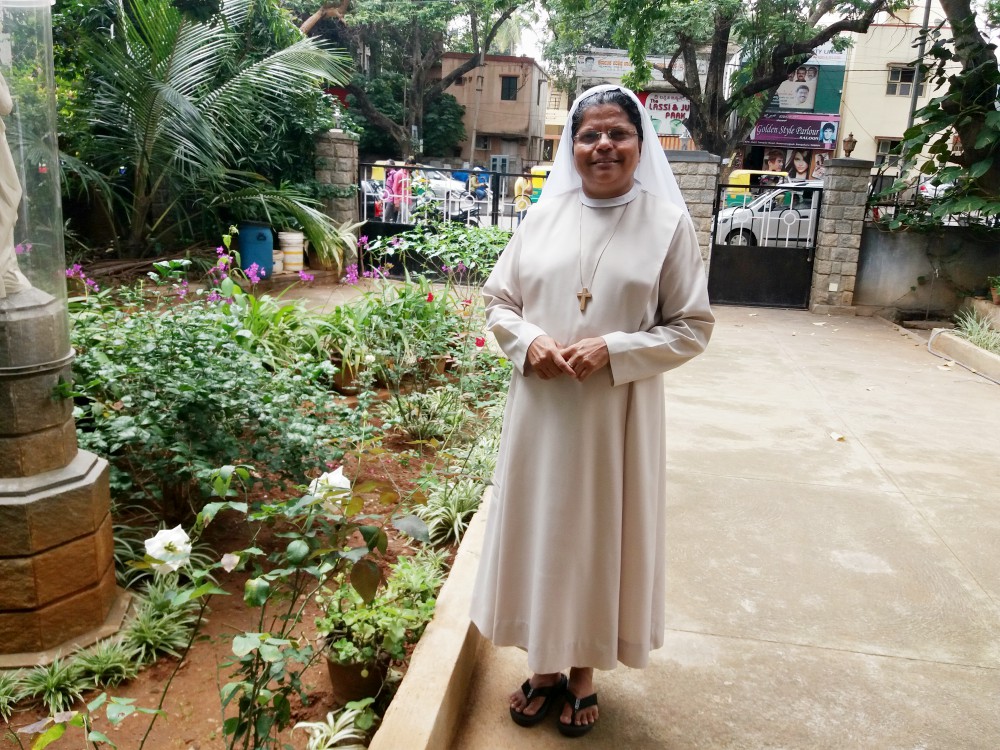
[544,0,897,156]
[881,0,1000,227]
[296,0,529,156]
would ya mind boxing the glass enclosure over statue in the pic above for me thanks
[0,0,120,664]
[0,0,67,320]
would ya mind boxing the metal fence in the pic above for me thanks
[358,162,533,232]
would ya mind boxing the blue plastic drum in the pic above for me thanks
[236,222,274,278]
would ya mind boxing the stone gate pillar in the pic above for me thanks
[0,1,125,667]
[812,159,875,314]
[664,151,722,266]
[315,129,360,269]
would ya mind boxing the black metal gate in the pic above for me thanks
[708,181,823,308]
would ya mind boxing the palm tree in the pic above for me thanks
[69,0,353,261]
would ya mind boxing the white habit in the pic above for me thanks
[470,184,714,673]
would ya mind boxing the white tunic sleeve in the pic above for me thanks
[602,214,714,385]
[482,228,549,375]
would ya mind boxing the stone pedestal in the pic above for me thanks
[0,288,124,667]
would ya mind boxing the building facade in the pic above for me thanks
[441,52,548,171]
[837,2,953,188]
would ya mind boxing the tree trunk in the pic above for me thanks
[936,0,1000,194]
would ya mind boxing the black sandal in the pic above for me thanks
[509,673,567,727]
[558,687,599,737]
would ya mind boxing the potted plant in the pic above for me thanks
[988,275,1000,305]
[314,551,446,705]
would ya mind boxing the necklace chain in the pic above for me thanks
[577,201,629,312]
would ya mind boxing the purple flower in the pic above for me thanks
[442,264,450,273]
[298,270,315,282]
[14,242,31,255]
[456,260,467,273]
[207,290,222,303]
[391,236,402,247]
[344,264,359,285]
[357,235,369,248]
[216,245,226,256]
[245,263,262,285]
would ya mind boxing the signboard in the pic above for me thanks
[756,147,832,180]
[773,65,821,110]
[750,113,839,149]
[576,52,708,83]
[642,92,692,137]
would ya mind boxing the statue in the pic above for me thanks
[0,70,29,298]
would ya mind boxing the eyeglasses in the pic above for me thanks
[573,128,639,146]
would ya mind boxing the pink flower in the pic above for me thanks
[298,270,315,282]
[245,263,262,284]
[344,264,359,285]
[207,290,222,303]
[426,292,434,302]
[216,245,226,256]
[461,298,472,307]
[475,336,486,348]
[357,235,369,247]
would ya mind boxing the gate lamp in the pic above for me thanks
[842,132,857,158]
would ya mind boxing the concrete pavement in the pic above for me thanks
[372,305,1000,750]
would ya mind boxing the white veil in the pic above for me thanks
[538,84,688,213]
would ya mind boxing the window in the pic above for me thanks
[542,139,555,161]
[548,92,561,109]
[500,75,518,101]
[886,66,925,97]
[475,134,490,151]
[875,138,901,167]
[454,76,465,86]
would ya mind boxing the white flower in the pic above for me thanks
[220,553,240,573]
[363,354,376,365]
[144,525,192,574]
[308,467,351,501]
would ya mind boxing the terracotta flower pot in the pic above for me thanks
[325,654,389,706]
[991,287,1000,305]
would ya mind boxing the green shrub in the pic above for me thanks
[413,479,485,546]
[74,638,140,688]
[20,656,88,714]
[0,670,24,721]
[68,288,348,519]
[953,308,1000,355]
[122,576,201,664]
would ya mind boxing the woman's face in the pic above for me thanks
[793,152,807,171]
[573,103,641,199]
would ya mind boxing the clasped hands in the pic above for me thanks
[526,335,609,382]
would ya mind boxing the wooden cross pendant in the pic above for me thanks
[577,287,592,312]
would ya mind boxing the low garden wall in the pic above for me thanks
[854,225,1000,316]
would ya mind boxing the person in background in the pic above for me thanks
[382,160,399,222]
[514,169,533,225]
[397,156,417,222]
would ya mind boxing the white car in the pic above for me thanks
[918,179,954,199]
[419,169,467,199]
[714,180,822,246]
